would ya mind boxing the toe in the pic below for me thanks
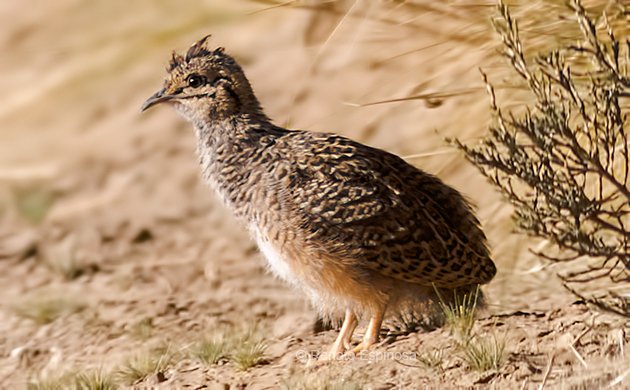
[326,342,346,360]
[350,340,376,354]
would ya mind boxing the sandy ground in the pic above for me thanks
[0,1,628,388]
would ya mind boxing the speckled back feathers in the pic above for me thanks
[151,36,496,297]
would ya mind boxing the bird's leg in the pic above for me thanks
[350,307,384,354]
[326,308,358,359]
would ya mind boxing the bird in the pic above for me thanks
[141,35,496,357]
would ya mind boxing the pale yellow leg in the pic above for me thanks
[351,307,384,353]
[326,308,358,358]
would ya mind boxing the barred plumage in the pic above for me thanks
[142,36,496,356]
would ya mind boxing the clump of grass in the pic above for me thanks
[416,348,445,372]
[41,238,99,281]
[435,286,480,344]
[229,328,267,370]
[27,373,69,390]
[115,347,173,385]
[14,186,55,224]
[461,333,507,372]
[71,369,117,390]
[281,370,363,390]
[13,296,86,325]
[45,254,83,281]
[189,336,227,366]
[27,369,117,390]
[129,317,154,340]
[435,287,508,372]
[188,324,268,370]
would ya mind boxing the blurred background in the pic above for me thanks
[0,0,624,388]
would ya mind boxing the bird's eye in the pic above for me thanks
[187,75,206,88]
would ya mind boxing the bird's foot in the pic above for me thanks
[348,339,377,355]
[319,343,346,361]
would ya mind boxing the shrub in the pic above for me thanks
[452,0,629,316]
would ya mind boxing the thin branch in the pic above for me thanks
[454,0,629,316]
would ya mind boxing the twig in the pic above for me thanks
[608,367,630,388]
[569,344,588,368]
[455,0,629,317]
[539,352,555,390]
[520,377,529,390]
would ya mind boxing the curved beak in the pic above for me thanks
[141,89,172,112]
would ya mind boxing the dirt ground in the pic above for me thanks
[0,1,628,389]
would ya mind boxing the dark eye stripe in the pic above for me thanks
[210,76,229,86]
[175,76,229,98]
[179,92,216,100]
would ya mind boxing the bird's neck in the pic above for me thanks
[192,114,274,215]
[193,113,269,150]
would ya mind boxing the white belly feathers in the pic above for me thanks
[255,231,298,286]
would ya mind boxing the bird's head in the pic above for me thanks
[141,35,264,123]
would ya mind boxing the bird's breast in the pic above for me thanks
[254,229,299,286]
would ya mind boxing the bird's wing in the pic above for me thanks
[284,132,496,288]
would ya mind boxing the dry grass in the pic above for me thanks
[115,346,174,385]
[187,324,268,370]
[70,369,117,390]
[454,0,630,316]
[188,336,227,366]
[128,317,154,340]
[231,337,267,371]
[13,186,55,224]
[27,369,116,390]
[461,333,507,372]
[39,238,99,281]
[113,324,268,388]
[436,287,479,344]
[27,374,68,390]
[416,348,445,372]
[281,370,363,390]
[13,295,86,325]
[436,287,507,372]
[226,326,268,370]
[43,254,83,281]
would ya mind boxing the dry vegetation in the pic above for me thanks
[28,368,117,390]
[13,294,86,325]
[0,0,628,388]
[454,0,630,317]
[115,345,175,386]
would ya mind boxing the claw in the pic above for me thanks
[324,308,358,360]
[350,340,377,354]
[348,309,384,356]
